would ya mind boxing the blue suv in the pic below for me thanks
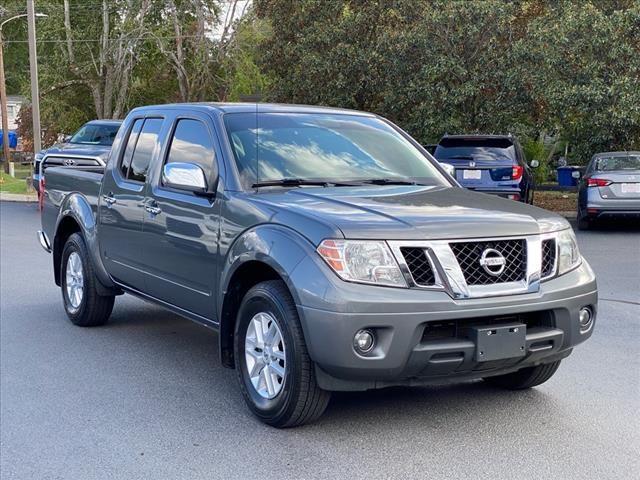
[433,134,535,203]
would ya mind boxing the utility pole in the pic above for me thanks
[27,0,42,154]
[0,21,11,172]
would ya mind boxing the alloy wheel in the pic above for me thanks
[65,251,84,310]
[244,312,286,399]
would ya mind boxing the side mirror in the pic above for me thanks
[440,162,456,177]
[163,162,208,194]
[530,159,540,168]
[63,135,72,143]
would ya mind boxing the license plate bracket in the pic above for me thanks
[463,169,482,180]
[469,323,526,362]
[621,183,640,194]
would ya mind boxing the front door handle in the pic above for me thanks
[103,193,116,207]
[145,205,162,216]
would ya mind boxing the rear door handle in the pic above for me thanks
[102,193,116,206]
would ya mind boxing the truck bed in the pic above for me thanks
[41,166,105,240]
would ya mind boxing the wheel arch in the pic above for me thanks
[52,193,119,295]
[218,225,314,368]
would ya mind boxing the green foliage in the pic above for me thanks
[254,0,539,144]
[4,0,639,162]
[522,2,640,164]
[225,15,273,101]
[254,0,640,159]
[522,138,551,184]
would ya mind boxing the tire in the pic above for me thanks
[234,280,331,428]
[577,212,591,231]
[483,360,561,390]
[60,233,115,326]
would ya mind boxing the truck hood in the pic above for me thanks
[41,142,112,160]
[252,185,569,241]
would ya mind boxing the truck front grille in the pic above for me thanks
[449,239,526,285]
[400,247,436,286]
[41,156,101,173]
[541,239,556,278]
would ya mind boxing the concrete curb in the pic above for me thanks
[557,211,577,220]
[0,192,38,203]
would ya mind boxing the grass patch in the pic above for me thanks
[0,173,30,194]
[534,191,577,212]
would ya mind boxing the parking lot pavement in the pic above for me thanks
[1,200,638,480]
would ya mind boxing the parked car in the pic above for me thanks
[38,104,596,427]
[433,134,536,203]
[577,151,640,230]
[32,119,122,192]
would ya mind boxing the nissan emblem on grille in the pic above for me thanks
[479,248,506,276]
[63,159,75,166]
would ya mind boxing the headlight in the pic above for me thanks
[557,229,581,275]
[317,239,407,287]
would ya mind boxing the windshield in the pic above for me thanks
[223,113,449,189]
[434,138,516,161]
[595,155,640,171]
[70,123,120,146]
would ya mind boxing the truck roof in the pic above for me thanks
[129,102,376,117]
[440,134,515,140]
[84,119,123,126]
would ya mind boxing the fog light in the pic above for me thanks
[579,307,593,333]
[353,329,375,354]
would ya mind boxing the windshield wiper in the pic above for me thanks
[357,178,423,186]
[252,178,357,188]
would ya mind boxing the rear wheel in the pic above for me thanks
[483,360,561,390]
[234,280,331,427]
[61,233,115,326]
[577,211,591,230]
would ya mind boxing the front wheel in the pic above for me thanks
[234,280,331,427]
[483,360,561,390]
[61,233,115,326]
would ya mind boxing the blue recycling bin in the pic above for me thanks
[0,130,18,149]
[557,166,581,187]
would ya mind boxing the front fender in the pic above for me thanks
[54,192,116,291]
[218,224,317,314]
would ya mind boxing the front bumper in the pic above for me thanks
[291,256,597,391]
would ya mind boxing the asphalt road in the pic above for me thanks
[1,201,638,480]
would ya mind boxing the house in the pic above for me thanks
[0,94,25,131]
[1,95,25,151]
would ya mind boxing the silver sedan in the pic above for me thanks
[577,151,640,229]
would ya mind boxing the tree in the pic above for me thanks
[254,1,539,144]
[150,0,222,102]
[253,0,639,157]
[55,0,153,119]
[522,1,640,163]
[224,11,272,101]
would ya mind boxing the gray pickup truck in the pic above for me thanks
[39,103,597,427]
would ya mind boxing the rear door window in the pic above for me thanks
[123,118,163,183]
[120,119,144,178]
